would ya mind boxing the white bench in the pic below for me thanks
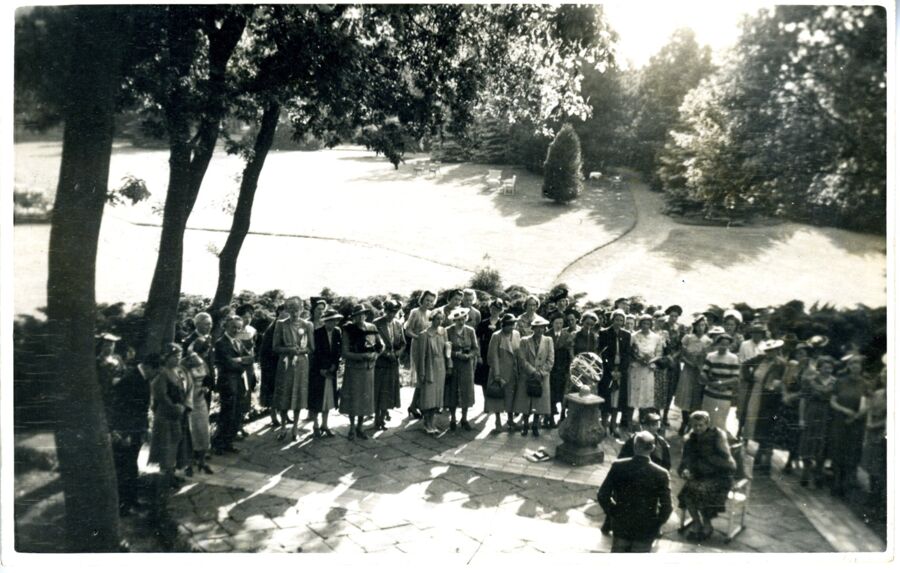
[588,171,603,180]
[485,169,503,188]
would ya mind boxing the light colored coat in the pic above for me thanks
[513,334,555,414]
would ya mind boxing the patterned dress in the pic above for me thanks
[678,427,736,517]
[628,330,663,409]
[415,327,448,411]
[273,318,313,412]
[674,333,711,413]
[798,373,835,460]
[339,321,383,417]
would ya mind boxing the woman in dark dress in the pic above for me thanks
[773,342,813,474]
[258,305,286,428]
[373,300,405,430]
[828,354,867,498]
[475,299,505,398]
[446,307,479,431]
[309,309,342,438]
[340,304,384,440]
[798,355,836,487]
[678,410,737,541]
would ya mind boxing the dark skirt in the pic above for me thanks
[445,358,476,409]
[798,398,831,459]
[828,413,865,469]
[678,476,733,518]
[374,359,401,411]
[339,362,375,417]
[862,429,887,478]
[259,359,278,408]
[308,371,336,413]
[773,400,801,453]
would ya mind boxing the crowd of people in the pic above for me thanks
[94,287,888,550]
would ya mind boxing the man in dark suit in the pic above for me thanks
[105,353,160,515]
[603,411,672,534]
[598,308,631,436]
[597,431,673,553]
[213,315,253,454]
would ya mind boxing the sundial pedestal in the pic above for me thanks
[556,392,606,466]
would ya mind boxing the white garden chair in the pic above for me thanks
[500,175,517,196]
[485,169,503,188]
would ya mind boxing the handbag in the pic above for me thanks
[485,378,506,400]
[526,371,543,398]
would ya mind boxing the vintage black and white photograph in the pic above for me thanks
[5,0,893,561]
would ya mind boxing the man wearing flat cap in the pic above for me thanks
[597,431,673,552]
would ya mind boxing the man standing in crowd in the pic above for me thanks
[599,308,631,437]
[213,316,253,455]
[597,431,673,553]
[105,352,160,516]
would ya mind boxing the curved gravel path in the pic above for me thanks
[557,177,887,314]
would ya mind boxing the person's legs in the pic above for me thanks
[291,409,301,440]
[610,536,631,553]
[112,442,135,512]
[521,413,530,436]
[449,407,457,431]
[461,407,471,431]
[347,415,356,439]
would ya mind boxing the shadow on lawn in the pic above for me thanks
[648,226,801,273]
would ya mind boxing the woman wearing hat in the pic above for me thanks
[514,315,554,437]
[742,339,787,471]
[735,321,767,435]
[96,332,126,405]
[675,315,712,434]
[661,305,685,427]
[340,304,384,439]
[475,299,505,398]
[414,308,451,434]
[404,290,437,419]
[798,355,837,487]
[273,297,316,441]
[700,331,741,431]
[486,313,521,432]
[310,298,328,330]
[773,341,815,474]
[650,310,671,415]
[309,309,343,438]
[373,300,406,431]
[547,312,574,428]
[827,354,867,497]
[627,314,664,429]
[149,343,193,487]
[446,307,479,431]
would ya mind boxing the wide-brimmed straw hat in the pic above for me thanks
[500,313,517,327]
[759,339,785,352]
[530,315,550,328]
[322,309,343,322]
[448,307,469,322]
[723,309,743,324]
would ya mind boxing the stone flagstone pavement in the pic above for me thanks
[160,388,884,556]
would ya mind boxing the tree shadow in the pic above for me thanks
[648,226,801,272]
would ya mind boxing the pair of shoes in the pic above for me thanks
[355,429,368,440]
[460,420,472,432]
[449,420,457,431]
[532,425,540,438]
[313,428,322,439]
[425,427,439,435]
[200,464,214,475]
[521,426,529,437]
[408,408,422,420]
[384,413,392,421]
[322,428,335,438]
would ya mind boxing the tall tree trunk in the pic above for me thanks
[209,102,281,315]
[45,6,129,552]
[141,9,246,355]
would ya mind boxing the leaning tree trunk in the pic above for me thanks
[141,10,246,356]
[44,6,129,551]
[209,102,281,316]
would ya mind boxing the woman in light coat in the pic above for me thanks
[514,316,555,437]
[486,314,521,433]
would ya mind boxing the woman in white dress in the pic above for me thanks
[627,314,664,429]
[404,290,436,419]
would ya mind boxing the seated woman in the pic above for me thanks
[678,411,737,541]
